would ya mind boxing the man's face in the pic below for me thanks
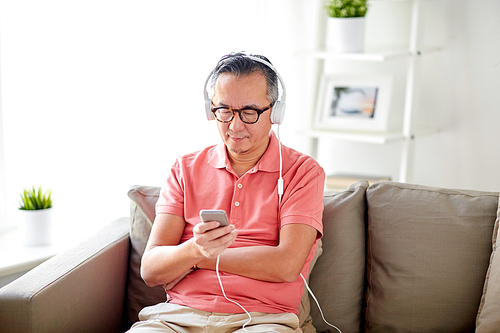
[212,72,273,157]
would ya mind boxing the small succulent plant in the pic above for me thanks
[325,0,369,18]
[19,186,53,210]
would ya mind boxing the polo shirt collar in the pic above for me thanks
[208,130,280,173]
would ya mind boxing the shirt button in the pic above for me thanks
[234,202,240,207]
[237,184,243,189]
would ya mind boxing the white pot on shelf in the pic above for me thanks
[19,208,53,246]
[326,17,366,53]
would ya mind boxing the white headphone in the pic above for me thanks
[203,54,287,124]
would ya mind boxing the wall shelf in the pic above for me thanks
[307,45,440,62]
[304,0,441,183]
[301,130,405,145]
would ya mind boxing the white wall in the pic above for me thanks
[408,0,500,191]
[418,0,500,191]
[0,0,499,238]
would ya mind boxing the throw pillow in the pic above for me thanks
[308,181,369,333]
[365,182,498,333]
[476,196,500,332]
[126,185,166,323]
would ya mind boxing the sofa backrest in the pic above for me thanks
[126,182,500,333]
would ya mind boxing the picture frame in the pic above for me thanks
[314,74,393,132]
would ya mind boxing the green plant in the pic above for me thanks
[19,186,53,210]
[325,0,369,18]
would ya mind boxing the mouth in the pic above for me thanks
[226,132,248,142]
[229,136,245,143]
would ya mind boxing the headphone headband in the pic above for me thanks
[203,54,286,124]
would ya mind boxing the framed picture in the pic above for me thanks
[314,74,393,132]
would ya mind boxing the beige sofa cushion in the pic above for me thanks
[476,196,500,332]
[309,181,369,333]
[365,182,498,333]
[126,185,323,330]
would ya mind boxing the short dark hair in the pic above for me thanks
[209,52,279,104]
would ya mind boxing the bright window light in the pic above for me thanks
[0,0,308,238]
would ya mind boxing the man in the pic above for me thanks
[129,53,325,332]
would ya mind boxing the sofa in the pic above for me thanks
[0,181,499,333]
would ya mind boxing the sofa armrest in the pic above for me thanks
[0,217,130,333]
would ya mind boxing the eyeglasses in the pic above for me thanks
[211,102,274,124]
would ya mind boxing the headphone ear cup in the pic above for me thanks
[270,101,285,124]
[206,99,215,120]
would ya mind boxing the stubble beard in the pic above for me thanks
[226,132,250,155]
[229,147,249,155]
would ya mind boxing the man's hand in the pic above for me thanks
[141,214,238,287]
[193,222,238,259]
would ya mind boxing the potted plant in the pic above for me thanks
[18,186,53,246]
[325,0,369,53]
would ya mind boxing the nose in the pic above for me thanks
[229,112,246,132]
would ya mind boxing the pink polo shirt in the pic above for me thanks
[156,131,325,315]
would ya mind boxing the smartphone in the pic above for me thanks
[199,210,229,227]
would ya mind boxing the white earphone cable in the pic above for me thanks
[216,254,252,330]
[277,125,284,206]
[300,273,342,333]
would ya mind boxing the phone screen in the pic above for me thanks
[199,210,229,227]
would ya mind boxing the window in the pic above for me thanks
[0,1,307,234]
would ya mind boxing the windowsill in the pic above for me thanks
[0,227,65,277]
[0,216,94,279]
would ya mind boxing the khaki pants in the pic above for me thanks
[128,302,302,333]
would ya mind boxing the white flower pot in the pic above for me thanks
[326,17,366,53]
[19,208,53,246]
